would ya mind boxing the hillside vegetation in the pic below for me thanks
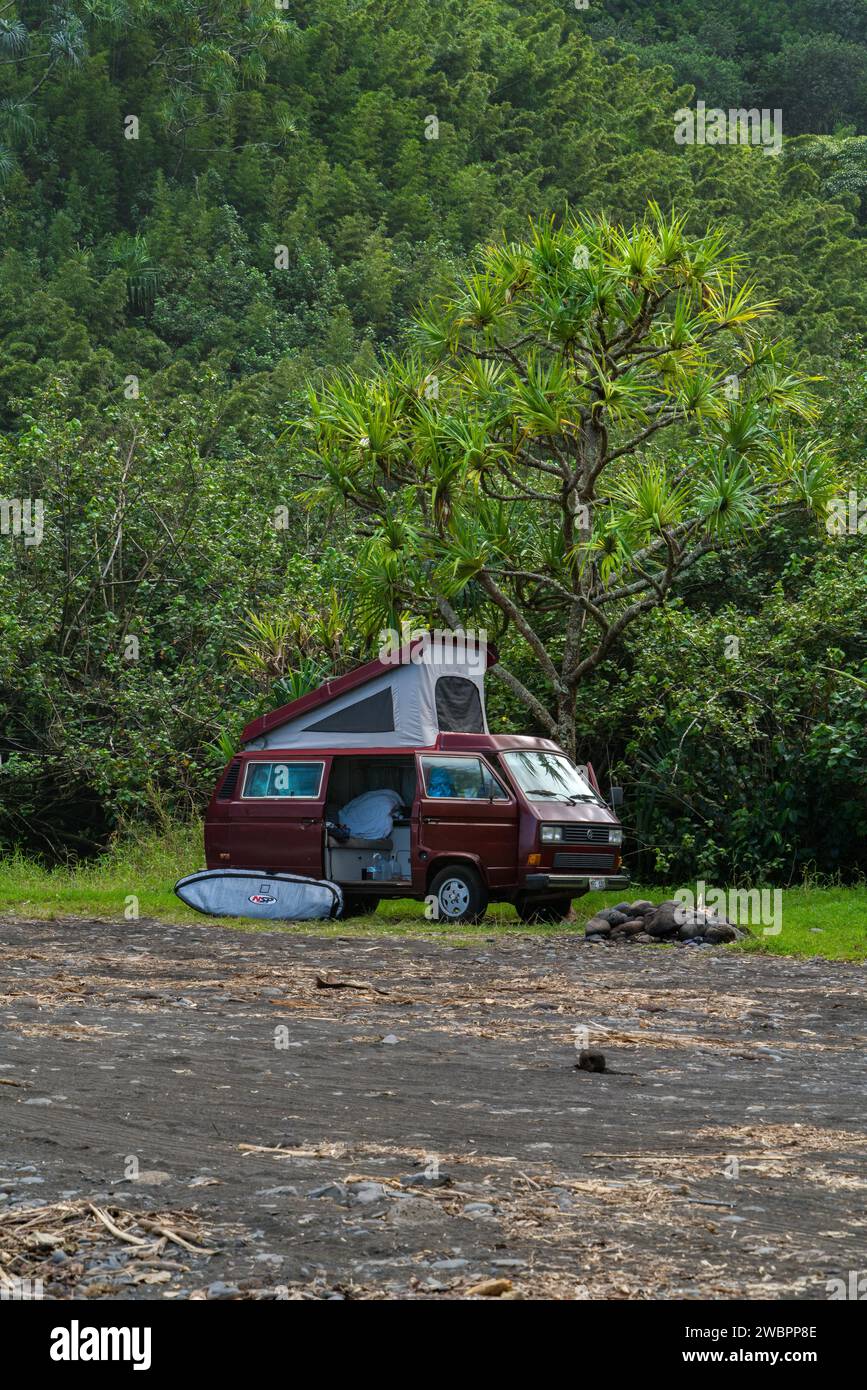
[0,2,865,884]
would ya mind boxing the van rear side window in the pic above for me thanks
[242,762,324,799]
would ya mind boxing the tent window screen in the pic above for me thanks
[435,676,484,733]
[304,687,394,734]
[242,762,324,798]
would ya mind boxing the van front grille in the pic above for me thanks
[559,825,611,844]
[553,852,616,871]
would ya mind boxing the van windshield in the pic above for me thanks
[501,751,601,804]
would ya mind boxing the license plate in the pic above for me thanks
[589,878,606,892]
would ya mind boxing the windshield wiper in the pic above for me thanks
[523,787,595,802]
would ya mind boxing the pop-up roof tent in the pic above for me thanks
[240,633,496,750]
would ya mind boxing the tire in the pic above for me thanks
[429,864,488,924]
[515,895,573,925]
[340,894,381,919]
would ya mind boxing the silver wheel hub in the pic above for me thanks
[439,877,470,918]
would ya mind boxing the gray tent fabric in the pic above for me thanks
[175,869,343,920]
[246,636,490,749]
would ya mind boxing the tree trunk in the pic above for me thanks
[555,692,577,758]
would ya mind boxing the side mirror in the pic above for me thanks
[609,786,624,809]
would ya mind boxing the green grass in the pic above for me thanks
[0,821,206,927]
[0,825,864,959]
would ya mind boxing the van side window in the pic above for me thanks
[421,756,509,800]
[242,762,324,799]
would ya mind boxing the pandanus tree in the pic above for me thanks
[296,205,836,755]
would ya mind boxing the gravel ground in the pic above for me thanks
[1,915,865,1300]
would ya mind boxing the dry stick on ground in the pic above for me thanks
[88,1205,217,1255]
[582,1152,811,1160]
[315,971,390,995]
[88,1205,149,1246]
[0,1199,221,1284]
[239,1142,349,1159]
[341,1174,468,1202]
[136,1219,219,1255]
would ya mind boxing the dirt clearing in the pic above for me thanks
[0,916,864,1300]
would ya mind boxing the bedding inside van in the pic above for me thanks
[325,754,416,816]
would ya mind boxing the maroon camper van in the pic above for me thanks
[205,636,628,923]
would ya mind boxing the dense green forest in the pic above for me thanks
[585,2,867,135]
[1,0,866,884]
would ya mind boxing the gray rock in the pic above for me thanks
[704,922,738,943]
[575,1048,606,1073]
[350,1181,388,1205]
[401,1172,452,1189]
[626,900,656,916]
[645,902,682,936]
[678,917,705,939]
[583,915,612,936]
[463,1203,495,1216]
[309,1182,350,1204]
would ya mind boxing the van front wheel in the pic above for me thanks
[429,865,487,924]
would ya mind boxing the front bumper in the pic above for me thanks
[523,872,630,892]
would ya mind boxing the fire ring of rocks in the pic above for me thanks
[582,899,751,947]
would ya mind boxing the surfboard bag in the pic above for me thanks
[174,869,343,921]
